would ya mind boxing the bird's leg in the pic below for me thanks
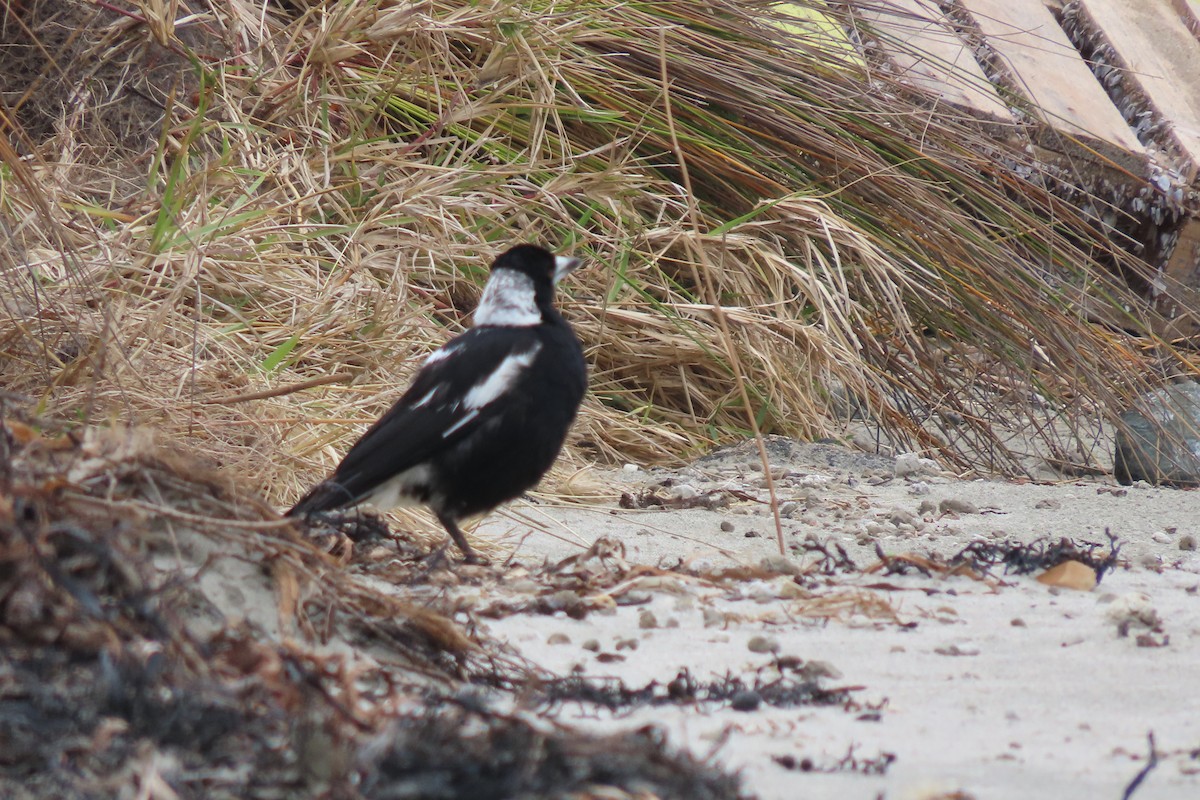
[436,512,486,565]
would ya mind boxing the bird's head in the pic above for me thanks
[473,244,581,327]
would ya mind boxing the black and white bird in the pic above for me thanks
[287,244,587,564]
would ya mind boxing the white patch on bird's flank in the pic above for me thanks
[360,464,432,509]
[464,345,542,411]
[473,269,540,327]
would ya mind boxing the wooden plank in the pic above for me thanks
[1167,0,1200,38]
[1077,0,1200,181]
[958,0,1146,172]
[851,0,1013,121]
[1165,216,1200,295]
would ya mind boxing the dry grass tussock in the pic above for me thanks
[1,0,1194,516]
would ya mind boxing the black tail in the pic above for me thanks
[286,480,356,517]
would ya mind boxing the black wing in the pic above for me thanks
[288,326,542,514]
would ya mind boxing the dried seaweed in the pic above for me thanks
[949,531,1122,582]
[0,418,746,798]
[773,744,896,776]
[360,708,746,800]
[796,533,859,575]
[619,487,736,511]
[868,531,1121,584]
[528,665,857,713]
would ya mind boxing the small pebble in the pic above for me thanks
[1135,632,1169,648]
[615,591,652,607]
[581,639,600,652]
[1035,498,1061,510]
[895,452,939,477]
[744,530,760,538]
[939,498,979,515]
[667,674,693,699]
[1180,535,1197,551]
[543,590,583,614]
[593,597,618,616]
[798,660,842,680]
[1106,592,1162,632]
[623,463,640,473]
[1152,531,1173,544]
[702,608,725,628]
[638,610,658,629]
[1010,618,1026,628]
[759,554,800,576]
[934,642,980,656]
[720,520,735,533]
[615,638,639,651]
[730,690,762,712]
[747,635,780,654]
[779,501,799,517]
[547,632,571,645]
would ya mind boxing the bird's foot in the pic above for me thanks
[460,550,490,567]
[417,543,490,571]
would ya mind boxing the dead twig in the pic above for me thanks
[201,371,356,405]
[1122,731,1158,800]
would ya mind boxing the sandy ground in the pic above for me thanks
[456,440,1200,799]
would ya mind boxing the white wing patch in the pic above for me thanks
[440,344,541,438]
[473,269,541,327]
[464,344,541,410]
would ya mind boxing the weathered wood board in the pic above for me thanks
[852,0,1013,122]
[844,0,1200,324]
[1076,0,1200,182]
[1168,0,1200,37]
[958,0,1146,172]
